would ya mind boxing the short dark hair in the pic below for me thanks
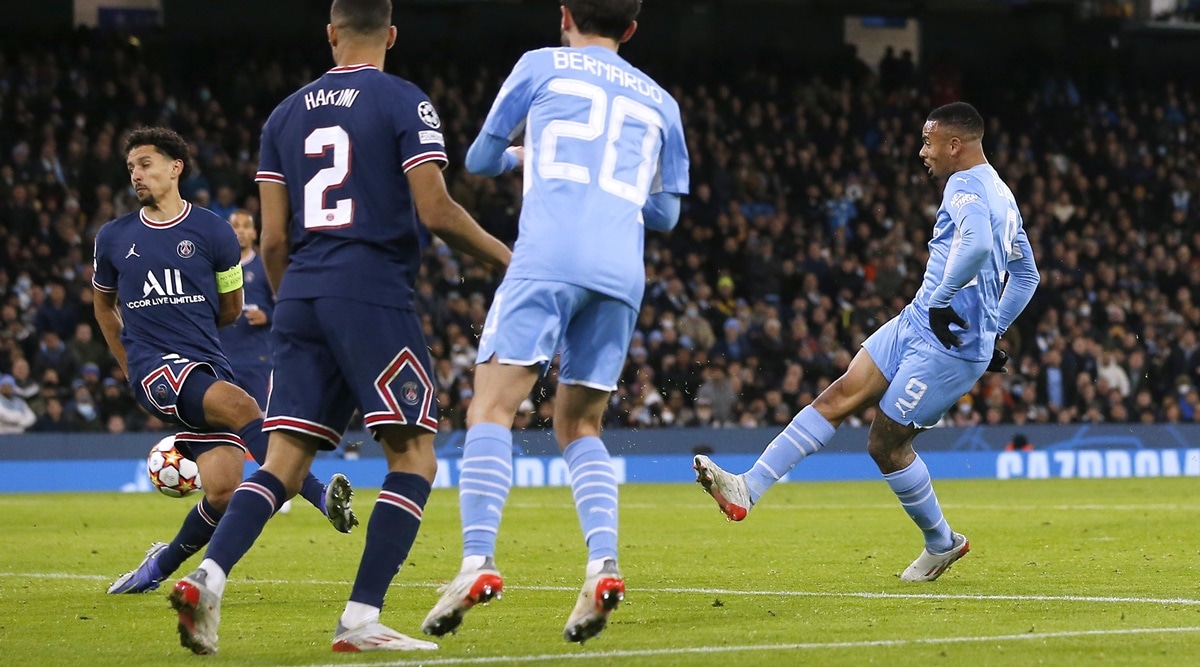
[927,102,985,140]
[124,127,189,176]
[563,0,641,41]
[331,0,391,36]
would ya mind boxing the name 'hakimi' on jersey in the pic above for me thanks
[304,88,360,111]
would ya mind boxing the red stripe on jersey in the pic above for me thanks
[140,201,191,229]
[255,171,286,184]
[328,64,378,74]
[402,151,447,172]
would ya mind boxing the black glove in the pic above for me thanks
[928,305,967,349]
[987,347,1009,373]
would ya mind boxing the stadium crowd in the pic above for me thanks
[0,31,1198,436]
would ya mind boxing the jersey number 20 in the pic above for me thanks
[538,78,662,206]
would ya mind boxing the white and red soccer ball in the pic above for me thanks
[147,435,202,497]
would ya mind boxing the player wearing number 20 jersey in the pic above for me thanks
[484,46,690,311]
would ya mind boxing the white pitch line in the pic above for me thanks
[521,502,1200,511]
[296,626,1200,667]
[5,572,1200,607]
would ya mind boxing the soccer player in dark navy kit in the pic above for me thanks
[220,208,345,517]
[100,130,355,597]
[219,209,274,410]
[169,0,511,655]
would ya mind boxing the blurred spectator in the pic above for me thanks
[0,374,37,433]
[67,322,108,371]
[65,382,103,432]
[31,397,72,432]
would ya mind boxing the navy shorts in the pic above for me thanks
[265,298,438,449]
[130,353,245,457]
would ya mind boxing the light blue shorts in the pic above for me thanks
[862,315,989,428]
[476,279,636,391]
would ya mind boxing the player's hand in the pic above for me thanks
[987,347,1009,373]
[505,146,525,170]
[244,308,268,326]
[928,305,967,349]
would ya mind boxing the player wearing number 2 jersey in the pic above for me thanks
[694,102,1041,585]
[169,0,510,655]
[422,0,688,645]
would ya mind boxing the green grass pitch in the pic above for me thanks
[2,477,1199,666]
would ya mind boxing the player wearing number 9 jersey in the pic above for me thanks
[693,102,1041,587]
[168,0,510,655]
[421,0,689,645]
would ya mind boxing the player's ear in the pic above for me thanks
[327,23,337,48]
[560,5,572,33]
[620,20,637,44]
[386,25,397,50]
[171,158,183,180]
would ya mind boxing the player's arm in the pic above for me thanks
[215,264,244,328]
[465,52,535,178]
[93,289,128,377]
[642,192,681,232]
[644,103,689,232]
[927,199,991,308]
[464,134,522,177]
[408,162,511,271]
[926,187,991,348]
[259,180,290,294]
[996,228,1039,335]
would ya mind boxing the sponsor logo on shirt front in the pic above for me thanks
[126,269,207,309]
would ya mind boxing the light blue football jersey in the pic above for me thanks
[905,163,1029,361]
[479,46,689,308]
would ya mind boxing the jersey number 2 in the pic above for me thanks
[304,125,352,229]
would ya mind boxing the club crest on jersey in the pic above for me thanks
[177,240,196,258]
[400,381,421,406]
[417,101,441,129]
[154,383,169,402]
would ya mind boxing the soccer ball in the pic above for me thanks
[147,435,202,498]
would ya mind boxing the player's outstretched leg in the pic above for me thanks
[421,557,504,637]
[332,621,438,652]
[322,472,359,533]
[107,542,169,594]
[168,568,222,655]
[693,455,753,521]
[901,532,970,582]
[563,559,625,643]
[110,496,224,593]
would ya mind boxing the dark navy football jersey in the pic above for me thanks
[256,64,448,307]
[218,251,273,369]
[92,202,241,377]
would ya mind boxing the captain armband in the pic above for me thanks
[215,264,243,293]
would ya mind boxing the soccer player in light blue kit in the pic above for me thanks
[696,102,1040,582]
[422,0,688,643]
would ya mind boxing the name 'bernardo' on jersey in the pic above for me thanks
[304,88,360,111]
[552,51,663,104]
